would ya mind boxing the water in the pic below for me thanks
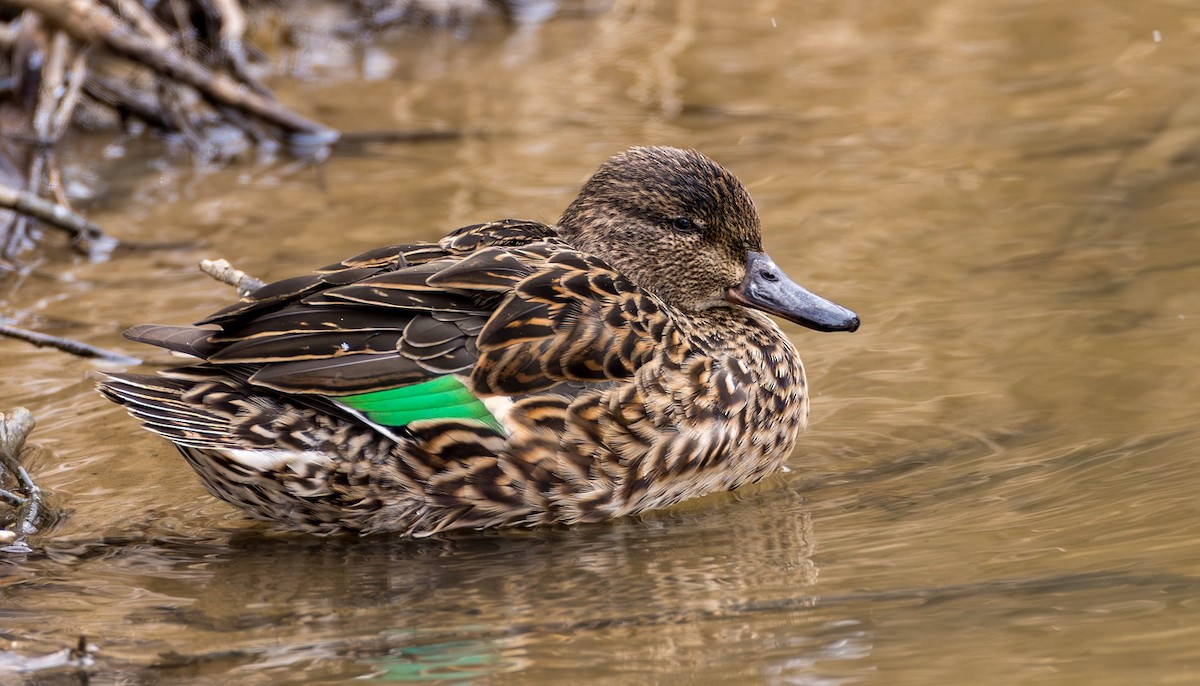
[3,0,1200,683]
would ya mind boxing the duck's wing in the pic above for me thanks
[442,250,677,396]
[127,218,674,408]
[196,219,559,333]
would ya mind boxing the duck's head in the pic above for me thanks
[557,147,860,333]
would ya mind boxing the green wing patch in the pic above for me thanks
[336,376,503,433]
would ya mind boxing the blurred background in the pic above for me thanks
[1,1,1199,683]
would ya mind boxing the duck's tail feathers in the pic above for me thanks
[96,372,245,451]
[123,324,220,359]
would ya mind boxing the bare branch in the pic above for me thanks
[200,257,265,296]
[0,407,43,552]
[50,46,90,138]
[98,0,172,47]
[0,323,140,364]
[10,0,339,143]
[32,31,71,140]
[83,72,176,130]
[0,181,116,257]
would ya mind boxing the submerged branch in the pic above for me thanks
[0,181,117,257]
[0,407,44,552]
[0,322,141,364]
[0,488,25,508]
[0,635,96,674]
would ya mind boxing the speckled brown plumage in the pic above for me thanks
[98,147,859,535]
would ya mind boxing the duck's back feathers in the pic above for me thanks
[154,220,675,404]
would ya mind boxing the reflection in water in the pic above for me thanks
[5,486,822,682]
[2,0,1200,683]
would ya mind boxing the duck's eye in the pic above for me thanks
[671,217,696,233]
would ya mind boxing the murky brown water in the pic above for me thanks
[3,0,1200,683]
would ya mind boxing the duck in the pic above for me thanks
[98,146,860,536]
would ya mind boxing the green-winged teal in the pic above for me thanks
[99,147,860,535]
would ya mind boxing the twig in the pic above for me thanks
[84,72,177,131]
[11,0,339,144]
[31,30,70,141]
[46,164,72,209]
[0,488,26,508]
[208,0,271,97]
[335,128,464,147]
[0,407,42,550]
[19,31,105,260]
[200,258,265,296]
[0,634,96,673]
[0,323,141,364]
[23,30,70,255]
[98,0,173,48]
[50,46,91,138]
[211,0,246,46]
[0,181,117,257]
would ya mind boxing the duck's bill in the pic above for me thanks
[727,251,860,333]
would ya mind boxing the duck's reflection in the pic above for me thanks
[112,485,853,681]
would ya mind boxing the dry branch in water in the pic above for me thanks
[0,181,116,258]
[0,407,47,553]
[0,635,96,676]
[0,322,141,364]
[1,0,341,262]
[10,0,338,142]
